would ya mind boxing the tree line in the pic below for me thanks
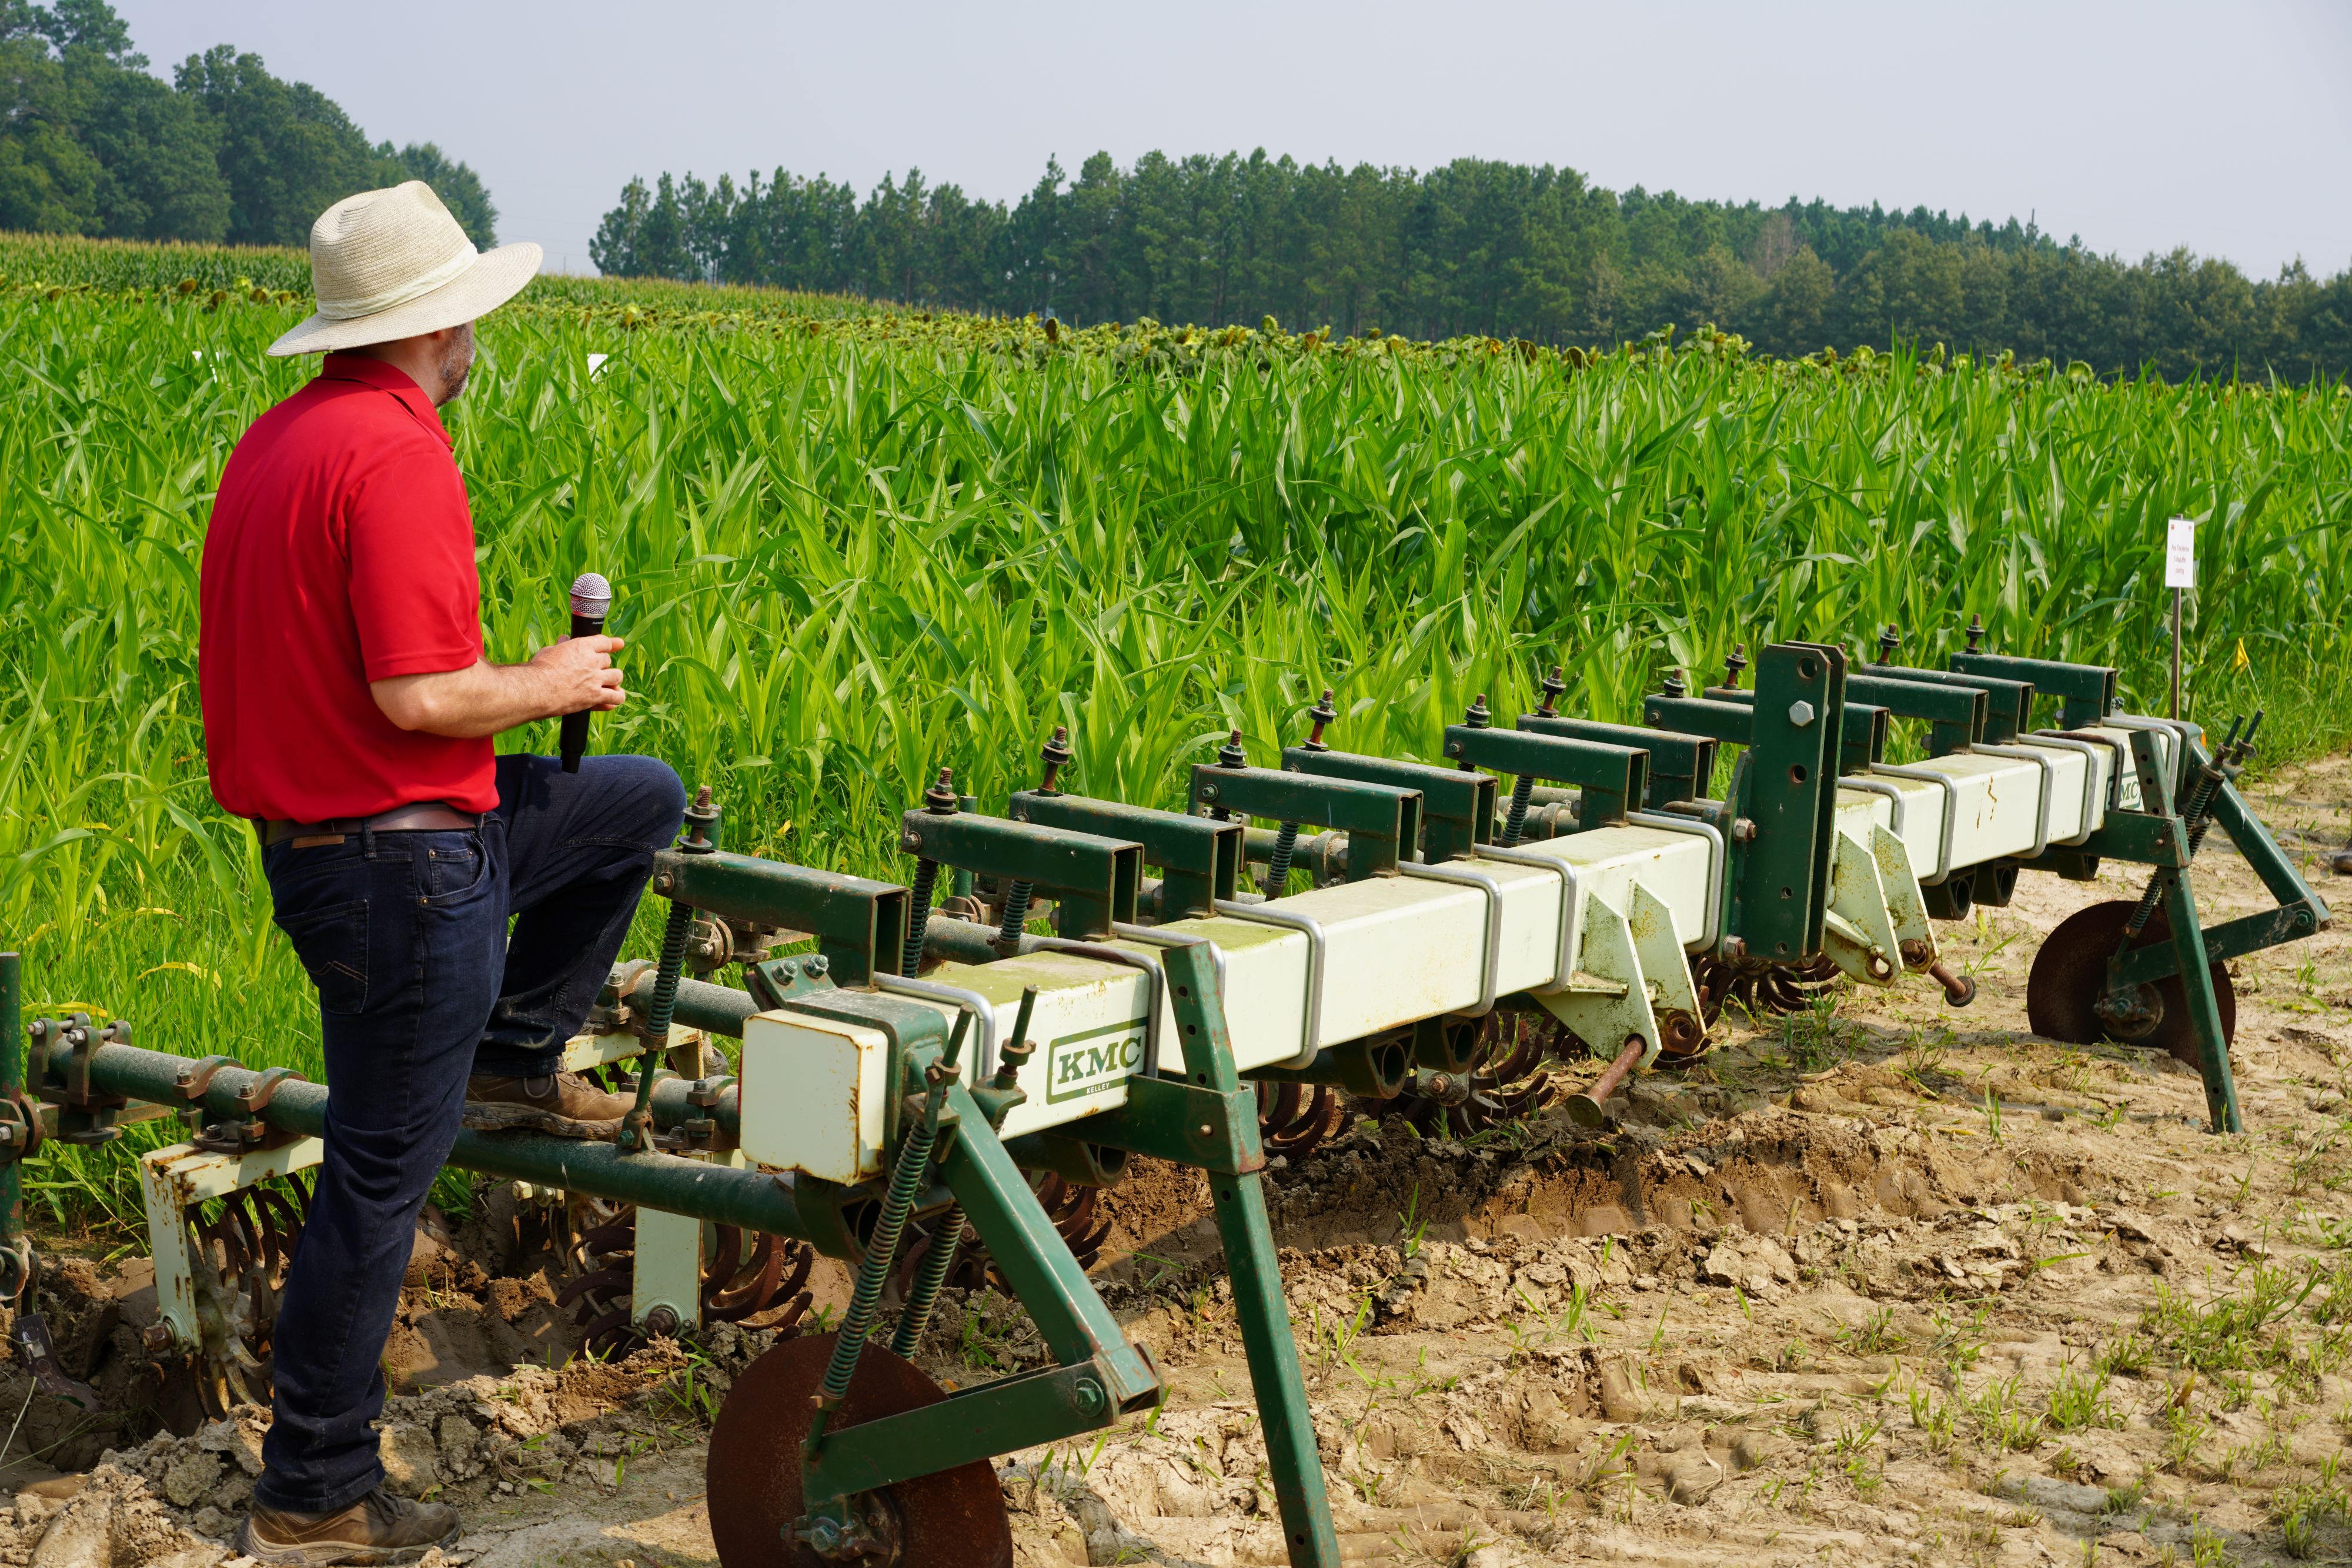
[592,149,2352,380]
[1,0,495,248]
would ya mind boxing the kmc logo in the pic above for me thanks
[1044,1018,1147,1103]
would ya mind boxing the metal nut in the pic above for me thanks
[804,954,829,976]
[901,830,923,851]
[1730,818,1758,842]
[1198,785,1220,802]
[1070,1377,1107,1416]
[653,872,674,893]
[142,1322,177,1356]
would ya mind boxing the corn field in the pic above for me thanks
[2,239,2348,1226]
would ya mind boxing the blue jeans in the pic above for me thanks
[253,753,685,1513]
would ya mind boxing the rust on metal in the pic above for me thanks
[707,1333,1011,1568]
[2027,898,2236,1068]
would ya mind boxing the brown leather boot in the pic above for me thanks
[236,1487,459,1565]
[461,1071,632,1137]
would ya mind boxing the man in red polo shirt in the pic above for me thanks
[199,183,683,1564]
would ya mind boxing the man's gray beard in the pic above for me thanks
[438,326,476,402]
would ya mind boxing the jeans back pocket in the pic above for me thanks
[276,900,370,1014]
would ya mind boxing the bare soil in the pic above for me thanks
[4,762,2351,1567]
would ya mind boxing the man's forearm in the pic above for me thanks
[370,659,566,738]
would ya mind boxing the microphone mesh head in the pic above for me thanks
[568,571,612,618]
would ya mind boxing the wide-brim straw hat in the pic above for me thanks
[267,180,542,356]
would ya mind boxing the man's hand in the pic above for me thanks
[370,636,629,740]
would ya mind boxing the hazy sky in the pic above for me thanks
[113,1,2352,279]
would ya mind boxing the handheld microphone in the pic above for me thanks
[559,571,612,774]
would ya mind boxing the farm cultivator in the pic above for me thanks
[0,631,2328,1566]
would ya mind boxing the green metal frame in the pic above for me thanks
[1518,714,1715,805]
[652,851,907,985]
[900,810,1143,940]
[1011,793,1242,920]
[1732,643,1847,961]
[1149,941,1339,1567]
[1284,748,1493,864]
[1440,726,1648,828]
[1952,651,2113,728]
[1839,672,1988,755]
[1192,764,1419,881]
[1700,686,1886,776]
[1868,664,2032,744]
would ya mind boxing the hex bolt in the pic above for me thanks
[1457,693,1491,774]
[1037,725,1073,795]
[1535,663,1566,718]
[1722,644,1748,690]
[1302,688,1338,752]
[1207,730,1247,820]
[678,784,721,854]
[641,1305,680,1338]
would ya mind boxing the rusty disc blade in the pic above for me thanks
[2026,898,2236,1069]
[707,1332,1012,1568]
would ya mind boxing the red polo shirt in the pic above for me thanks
[199,354,497,822]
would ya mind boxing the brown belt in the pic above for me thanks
[259,804,480,848]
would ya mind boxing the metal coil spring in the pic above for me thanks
[643,901,697,1044]
[890,1199,964,1358]
[817,1105,940,1408]
[1502,774,1536,847]
[901,859,940,977]
[1265,823,1299,897]
[997,882,1032,946]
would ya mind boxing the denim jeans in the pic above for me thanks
[252,752,684,1513]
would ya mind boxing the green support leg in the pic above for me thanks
[2160,873,2243,1134]
[1160,942,1341,1568]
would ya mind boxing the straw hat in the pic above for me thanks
[266,181,542,356]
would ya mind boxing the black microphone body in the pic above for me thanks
[559,572,612,773]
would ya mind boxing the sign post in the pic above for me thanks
[2164,516,2196,719]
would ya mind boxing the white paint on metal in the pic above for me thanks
[739,1012,892,1182]
[2020,733,2110,844]
[1624,881,1699,1035]
[1907,752,2049,867]
[1868,823,1936,962]
[139,1137,326,1353]
[892,952,1154,1139]
[630,1145,743,1331]
[560,1023,707,1076]
[1823,828,1901,985]
[1534,887,1663,1068]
